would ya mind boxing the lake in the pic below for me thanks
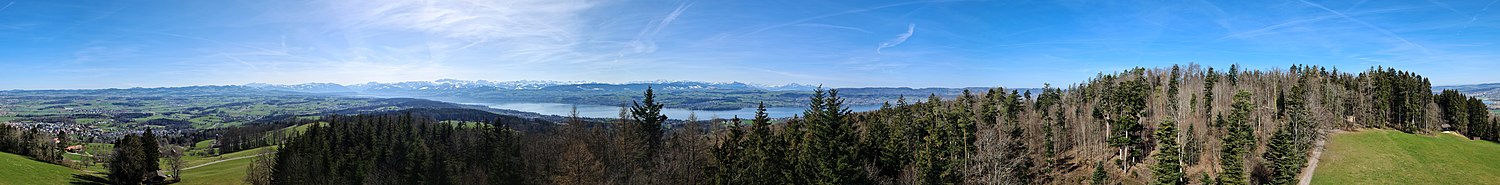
[470,102,884,119]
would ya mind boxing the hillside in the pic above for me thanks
[1311,129,1500,184]
[0,152,81,185]
[176,147,275,185]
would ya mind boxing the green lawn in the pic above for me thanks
[0,152,83,185]
[175,146,274,185]
[1311,129,1500,185]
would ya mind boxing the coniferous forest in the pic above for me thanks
[231,64,1500,185]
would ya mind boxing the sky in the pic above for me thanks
[1,0,1499,89]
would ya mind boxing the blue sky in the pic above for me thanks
[1,0,1498,89]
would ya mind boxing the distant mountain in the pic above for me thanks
[247,80,828,94]
[241,79,1026,110]
[1433,83,1500,100]
[245,83,354,93]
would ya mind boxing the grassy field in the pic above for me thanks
[177,155,255,185]
[175,146,273,185]
[0,152,83,185]
[1311,129,1500,185]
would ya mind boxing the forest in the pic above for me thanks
[87,64,1500,184]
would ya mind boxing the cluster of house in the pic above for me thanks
[5,121,110,144]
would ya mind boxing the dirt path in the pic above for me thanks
[183,154,264,170]
[1297,130,1333,185]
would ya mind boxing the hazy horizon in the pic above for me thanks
[4,0,1500,89]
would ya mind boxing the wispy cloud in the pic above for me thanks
[328,0,600,65]
[1460,0,1499,32]
[1218,6,1417,40]
[1297,0,1432,54]
[794,23,872,33]
[876,24,916,53]
[624,1,694,55]
[0,1,14,13]
[742,0,959,36]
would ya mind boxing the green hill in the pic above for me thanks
[0,152,82,185]
[1311,129,1500,184]
[176,146,274,185]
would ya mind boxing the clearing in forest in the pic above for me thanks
[1311,129,1500,184]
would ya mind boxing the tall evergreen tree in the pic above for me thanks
[802,87,867,184]
[1106,70,1150,166]
[743,102,786,184]
[1183,124,1201,166]
[1153,119,1183,185]
[1216,91,1255,185]
[110,134,146,185]
[1263,126,1303,185]
[142,129,161,173]
[629,87,668,171]
[710,117,746,184]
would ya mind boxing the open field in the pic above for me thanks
[177,155,255,185]
[0,89,379,130]
[0,152,82,185]
[1311,129,1500,184]
[175,146,273,185]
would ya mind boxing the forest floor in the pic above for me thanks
[1310,129,1500,184]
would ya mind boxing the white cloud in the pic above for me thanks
[876,24,916,53]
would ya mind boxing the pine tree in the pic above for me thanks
[1152,119,1182,185]
[630,87,668,166]
[710,117,746,184]
[110,134,145,185]
[1106,71,1149,166]
[744,102,786,184]
[1204,67,1217,118]
[802,87,867,184]
[1091,161,1108,185]
[1216,91,1254,185]
[1263,126,1302,185]
[1169,64,1182,113]
[142,129,161,173]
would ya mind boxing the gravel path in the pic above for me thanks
[1298,130,1332,185]
[183,154,265,170]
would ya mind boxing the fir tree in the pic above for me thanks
[110,134,146,185]
[1263,126,1303,185]
[142,129,161,173]
[630,87,668,165]
[744,102,786,184]
[1216,91,1254,185]
[1091,161,1108,185]
[802,87,867,184]
[1152,119,1183,185]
